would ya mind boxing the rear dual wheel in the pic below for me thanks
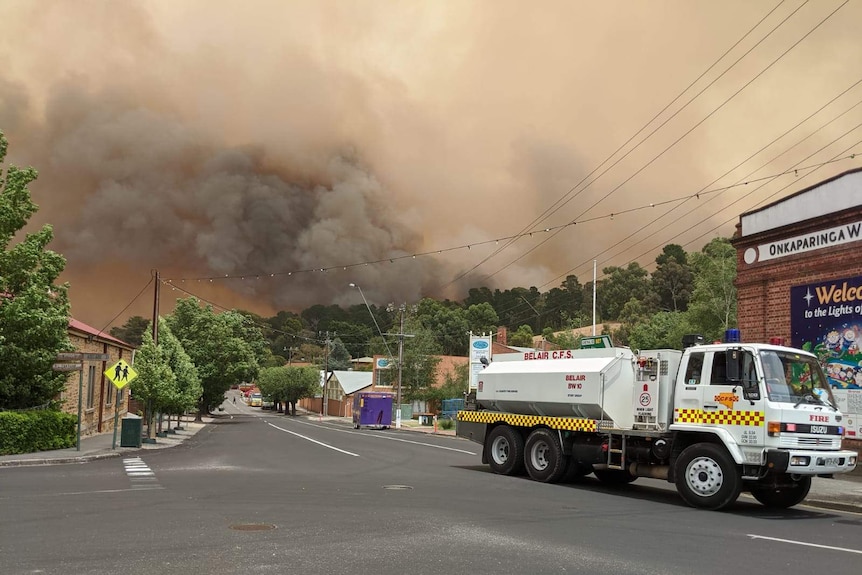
[524,429,567,483]
[485,426,525,476]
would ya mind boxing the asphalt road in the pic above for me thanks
[1,400,861,575]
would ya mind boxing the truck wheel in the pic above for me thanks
[524,429,566,483]
[485,426,524,476]
[751,476,811,509]
[593,469,637,485]
[674,443,741,510]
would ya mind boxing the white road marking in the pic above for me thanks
[748,534,862,555]
[265,422,360,457]
[289,419,478,455]
[123,457,162,489]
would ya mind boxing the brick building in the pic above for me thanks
[61,318,136,436]
[731,168,862,445]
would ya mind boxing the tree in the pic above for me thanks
[628,311,693,351]
[166,297,264,420]
[258,366,320,416]
[109,315,149,347]
[416,298,469,355]
[652,245,693,312]
[686,237,737,341]
[157,318,201,423]
[465,302,498,335]
[0,130,72,410]
[599,262,650,320]
[327,338,352,371]
[509,324,535,347]
[376,315,442,402]
[131,329,176,438]
[327,320,372,359]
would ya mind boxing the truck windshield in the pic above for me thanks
[760,350,836,407]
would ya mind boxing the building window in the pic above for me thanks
[106,378,114,405]
[86,365,97,408]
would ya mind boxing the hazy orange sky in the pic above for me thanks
[1,0,860,329]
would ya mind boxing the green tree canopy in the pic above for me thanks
[0,130,71,410]
[109,315,149,347]
[599,262,650,321]
[166,297,264,419]
[465,302,499,335]
[258,366,320,416]
[416,298,469,355]
[509,324,535,347]
[687,237,737,341]
[156,318,201,416]
[652,246,693,312]
[131,328,176,438]
[327,338,352,371]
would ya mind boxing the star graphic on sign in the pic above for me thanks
[803,289,814,306]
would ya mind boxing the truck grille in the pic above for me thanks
[778,435,841,449]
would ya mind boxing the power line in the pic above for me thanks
[540,77,862,289]
[431,0,794,293]
[94,275,154,338]
[478,0,849,285]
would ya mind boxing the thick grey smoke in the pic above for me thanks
[2,0,861,327]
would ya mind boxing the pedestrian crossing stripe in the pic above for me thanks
[457,410,598,432]
[674,408,765,426]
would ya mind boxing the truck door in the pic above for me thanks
[673,351,705,426]
[701,350,765,451]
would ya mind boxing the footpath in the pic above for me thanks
[1,408,860,514]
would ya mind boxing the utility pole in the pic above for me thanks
[152,269,160,345]
[386,304,414,429]
[322,332,332,417]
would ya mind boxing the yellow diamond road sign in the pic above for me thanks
[105,359,138,389]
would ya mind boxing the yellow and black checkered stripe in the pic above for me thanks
[674,409,764,427]
[457,410,597,432]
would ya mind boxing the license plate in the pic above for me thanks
[822,457,839,466]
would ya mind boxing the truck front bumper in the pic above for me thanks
[765,449,857,474]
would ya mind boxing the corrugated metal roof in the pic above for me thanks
[330,370,373,395]
[68,318,134,349]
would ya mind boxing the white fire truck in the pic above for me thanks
[457,334,858,510]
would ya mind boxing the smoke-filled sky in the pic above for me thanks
[1,0,861,329]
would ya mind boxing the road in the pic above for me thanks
[1,399,861,574]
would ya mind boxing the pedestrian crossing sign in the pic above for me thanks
[105,359,138,389]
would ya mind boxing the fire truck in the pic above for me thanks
[457,333,858,510]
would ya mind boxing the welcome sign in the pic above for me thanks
[791,275,862,437]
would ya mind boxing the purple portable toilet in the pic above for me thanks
[353,392,393,429]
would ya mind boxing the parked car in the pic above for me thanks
[262,396,274,410]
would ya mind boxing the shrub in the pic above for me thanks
[0,410,77,455]
[438,417,455,430]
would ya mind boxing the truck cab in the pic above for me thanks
[670,342,856,508]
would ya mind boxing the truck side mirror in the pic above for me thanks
[726,349,741,382]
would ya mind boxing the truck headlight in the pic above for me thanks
[851,456,857,466]
[790,456,810,466]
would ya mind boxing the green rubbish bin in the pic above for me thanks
[120,414,143,448]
